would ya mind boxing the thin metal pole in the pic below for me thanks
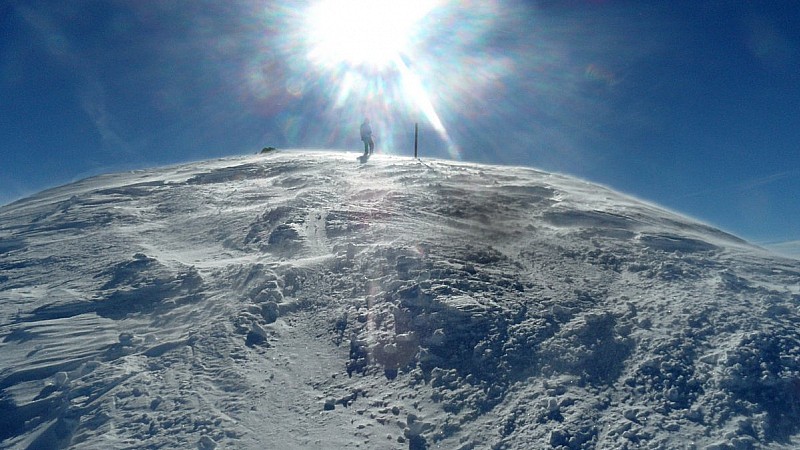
[414,123,418,159]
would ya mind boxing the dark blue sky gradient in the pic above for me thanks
[1,0,798,252]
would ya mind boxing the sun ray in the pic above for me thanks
[393,55,459,158]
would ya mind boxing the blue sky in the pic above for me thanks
[2,1,798,255]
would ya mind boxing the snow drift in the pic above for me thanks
[1,150,799,449]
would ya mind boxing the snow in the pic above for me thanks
[1,150,799,449]
[766,241,800,260]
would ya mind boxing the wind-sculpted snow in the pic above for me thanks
[1,151,799,449]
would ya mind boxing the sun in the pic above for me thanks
[305,0,438,69]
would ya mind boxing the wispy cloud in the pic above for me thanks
[79,80,135,157]
[739,170,800,191]
[674,169,800,200]
[16,4,132,156]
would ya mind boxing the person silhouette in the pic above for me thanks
[360,118,374,156]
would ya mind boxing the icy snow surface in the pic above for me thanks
[1,150,799,449]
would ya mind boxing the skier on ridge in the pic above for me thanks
[360,118,375,156]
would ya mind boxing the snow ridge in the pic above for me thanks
[1,150,799,449]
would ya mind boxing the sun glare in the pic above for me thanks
[306,0,437,68]
[280,0,483,158]
[301,0,457,155]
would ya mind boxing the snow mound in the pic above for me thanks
[1,150,799,449]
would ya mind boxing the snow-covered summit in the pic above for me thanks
[1,150,799,449]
